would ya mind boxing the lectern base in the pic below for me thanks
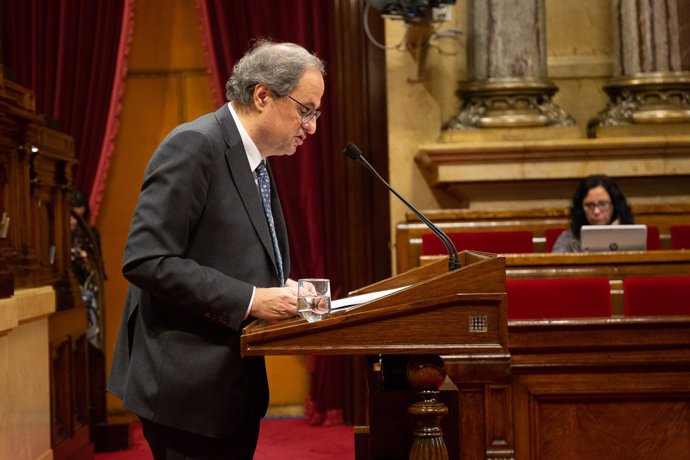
[362,364,459,460]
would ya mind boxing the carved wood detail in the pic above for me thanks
[1,66,93,459]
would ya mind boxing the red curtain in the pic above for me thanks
[2,0,134,224]
[196,0,347,424]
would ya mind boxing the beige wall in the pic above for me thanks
[384,1,680,268]
[99,0,308,415]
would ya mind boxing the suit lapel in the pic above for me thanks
[214,106,280,276]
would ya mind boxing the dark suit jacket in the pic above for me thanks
[107,105,289,438]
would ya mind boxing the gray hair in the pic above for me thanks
[225,40,326,105]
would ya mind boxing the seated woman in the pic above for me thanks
[552,174,633,253]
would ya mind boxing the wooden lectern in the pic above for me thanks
[241,250,509,460]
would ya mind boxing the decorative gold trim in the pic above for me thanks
[446,78,575,130]
[590,72,690,134]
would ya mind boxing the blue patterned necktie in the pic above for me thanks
[255,161,285,286]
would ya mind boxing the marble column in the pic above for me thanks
[446,0,574,130]
[591,0,690,133]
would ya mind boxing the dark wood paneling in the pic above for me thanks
[514,373,690,459]
[50,305,92,459]
[332,0,390,426]
[443,318,690,460]
[1,65,94,459]
[332,0,390,292]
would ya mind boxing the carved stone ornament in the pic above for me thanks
[592,72,690,130]
[445,78,575,130]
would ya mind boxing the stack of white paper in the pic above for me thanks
[331,286,408,310]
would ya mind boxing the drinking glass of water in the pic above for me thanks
[297,278,331,322]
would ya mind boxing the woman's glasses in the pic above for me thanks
[583,200,611,212]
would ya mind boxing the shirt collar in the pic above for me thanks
[227,102,263,172]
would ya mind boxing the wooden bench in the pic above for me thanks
[395,203,690,273]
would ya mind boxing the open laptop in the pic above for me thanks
[580,224,648,252]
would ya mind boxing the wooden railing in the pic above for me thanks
[396,204,690,273]
[419,250,690,316]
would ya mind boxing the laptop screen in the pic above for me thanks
[580,224,648,252]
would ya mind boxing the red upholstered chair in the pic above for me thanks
[506,278,612,320]
[646,225,661,250]
[624,276,690,316]
[670,225,690,249]
[421,231,534,255]
[545,228,566,252]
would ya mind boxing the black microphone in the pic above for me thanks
[343,142,460,271]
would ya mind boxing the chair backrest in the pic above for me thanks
[421,231,534,255]
[624,276,690,316]
[545,228,565,252]
[506,278,612,320]
[646,225,661,250]
[670,225,690,249]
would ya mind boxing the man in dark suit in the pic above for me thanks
[107,40,326,459]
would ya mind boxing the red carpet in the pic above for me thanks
[95,418,354,460]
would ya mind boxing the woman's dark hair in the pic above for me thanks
[570,174,633,237]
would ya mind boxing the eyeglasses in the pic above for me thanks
[583,200,611,212]
[288,95,321,125]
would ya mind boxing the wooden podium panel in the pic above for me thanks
[242,293,505,356]
[241,251,509,460]
[241,251,508,357]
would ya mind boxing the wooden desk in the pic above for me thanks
[504,249,690,278]
[442,316,690,460]
[422,250,690,315]
[397,204,690,273]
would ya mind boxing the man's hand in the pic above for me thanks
[251,285,298,320]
